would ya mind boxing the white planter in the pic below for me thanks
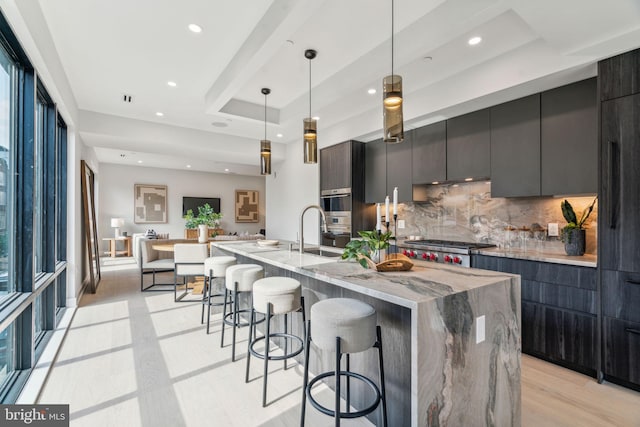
[198,224,208,243]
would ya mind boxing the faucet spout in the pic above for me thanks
[299,204,328,254]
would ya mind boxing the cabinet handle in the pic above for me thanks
[625,328,640,335]
[608,140,619,229]
[625,280,640,286]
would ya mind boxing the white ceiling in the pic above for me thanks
[37,0,640,175]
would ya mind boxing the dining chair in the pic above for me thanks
[174,243,209,302]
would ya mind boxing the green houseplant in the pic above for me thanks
[342,230,392,268]
[184,203,222,241]
[560,197,597,256]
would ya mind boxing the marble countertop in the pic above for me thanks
[474,247,597,268]
[211,241,517,309]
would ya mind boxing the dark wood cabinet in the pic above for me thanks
[599,49,640,101]
[603,316,640,391]
[473,255,597,375]
[320,141,351,191]
[490,94,541,197]
[446,109,490,181]
[599,93,640,273]
[365,138,386,203]
[412,121,446,185]
[599,48,640,392]
[386,130,413,202]
[541,78,598,195]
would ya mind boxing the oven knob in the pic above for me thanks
[453,256,462,264]
[422,252,427,259]
[430,253,437,261]
[403,249,409,256]
[444,255,452,263]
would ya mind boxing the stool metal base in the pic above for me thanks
[220,287,265,362]
[306,370,381,419]
[246,297,306,408]
[300,323,388,427]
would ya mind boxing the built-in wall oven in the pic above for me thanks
[321,188,352,247]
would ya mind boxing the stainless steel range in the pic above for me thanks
[397,239,496,267]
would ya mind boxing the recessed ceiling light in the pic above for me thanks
[186,165,191,168]
[368,88,377,95]
[276,133,283,138]
[167,81,177,87]
[431,181,439,185]
[468,36,482,46]
[211,121,228,128]
[156,112,164,117]
[137,160,143,164]
[423,56,433,61]
[188,24,202,33]
[464,177,473,181]
[224,168,229,172]
[312,116,320,121]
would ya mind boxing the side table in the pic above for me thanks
[103,236,133,257]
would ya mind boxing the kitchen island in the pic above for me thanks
[211,241,521,426]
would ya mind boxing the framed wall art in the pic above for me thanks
[235,190,259,223]
[134,184,168,223]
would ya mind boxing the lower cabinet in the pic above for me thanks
[522,302,597,375]
[603,316,640,390]
[473,255,597,375]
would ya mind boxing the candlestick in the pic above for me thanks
[376,203,382,231]
[393,187,398,215]
[385,196,390,223]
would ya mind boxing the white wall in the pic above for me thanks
[98,164,266,243]
[265,140,321,244]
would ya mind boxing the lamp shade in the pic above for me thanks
[303,117,317,164]
[111,218,125,228]
[383,74,404,143]
[260,139,271,175]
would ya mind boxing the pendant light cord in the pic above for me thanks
[391,0,394,78]
[309,57,312,118]
[264,93,267,139]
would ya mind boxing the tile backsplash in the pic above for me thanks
[393,182,597,254]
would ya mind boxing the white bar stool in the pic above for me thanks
[301,298,387,427]
[202,256,236,334]
[245,277,305,407]
[221,264,264,361]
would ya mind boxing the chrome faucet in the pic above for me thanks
[299,204,328,254]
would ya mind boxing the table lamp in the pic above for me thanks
[111,218,125,238]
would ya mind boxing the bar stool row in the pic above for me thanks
[180,250,388,427]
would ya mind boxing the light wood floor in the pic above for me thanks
[38,258,640,427]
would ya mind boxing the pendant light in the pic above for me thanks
[303,49,318,163]
[260,88,272,175]
[383,0,404,143]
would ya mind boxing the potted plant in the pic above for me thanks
[183,203,222,242]
[342,230,393,267]
[561,197,597,256]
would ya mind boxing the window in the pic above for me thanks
[0,38,16,303]
[0,11,68,401]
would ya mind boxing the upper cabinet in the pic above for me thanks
[541,78,597,195]
[365,138,386,203]
[386,130,413,202]
[412,121,446,185]
[446,109,490,181]
[320,141,351,191]
[490,94,541,198]
[599,49,640,101]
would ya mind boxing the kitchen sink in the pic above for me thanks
[302,248,343,258]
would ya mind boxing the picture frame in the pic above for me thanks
[235,190,259,223]
[134,184,168,223]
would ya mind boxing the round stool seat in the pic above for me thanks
[253,277,301,315]
[204,256,236,277]
[311,298,376,354]
[225,264,264,292]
